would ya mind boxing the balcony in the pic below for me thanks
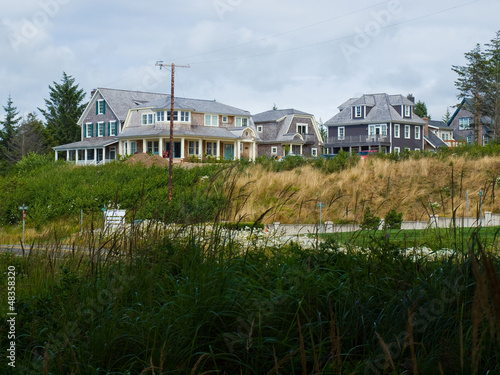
[325,135,391,148]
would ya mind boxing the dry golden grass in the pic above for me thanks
[232,156,500,224]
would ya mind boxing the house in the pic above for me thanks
[323,93,426,155]
[252,109,323,158]
[423,119,451,151]
[53,88,167,164]
[117,96,259,161]
[448,98,492,145]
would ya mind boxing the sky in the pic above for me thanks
[1,0,499,126]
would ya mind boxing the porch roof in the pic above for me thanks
[53,138,118,150]
[116,124,241,139]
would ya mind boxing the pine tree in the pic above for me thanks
[442,107,452,124]
[414,100,430,119]
[484,30,500,139]
[5,113,47,164]
[38,72,86,146]
[452,44,489,144]
[0,95,22,161]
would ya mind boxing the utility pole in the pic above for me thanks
[156,61,190,202]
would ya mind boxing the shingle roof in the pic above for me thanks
[425,132,448,149]
[325,93,426,126]
[53,138,118,150]
[97,88,168,121]
[253,109,312,123]
[144,96,251,116]
[117,124,240,139]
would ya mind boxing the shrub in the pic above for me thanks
[360,206,381,230]
[384,207,403,230]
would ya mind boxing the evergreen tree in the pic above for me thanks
[484,30,500,139]
[442,107,452,124]
[5,113,47,164]
[452,44,489,144]
[414,100,430,119]
[0,95,22,160]
[38,72,86,146]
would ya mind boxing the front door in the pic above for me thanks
[224,144,234,160]
[164,141,182,158]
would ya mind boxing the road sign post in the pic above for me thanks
[18,205,29,245]
[317,202,325,234]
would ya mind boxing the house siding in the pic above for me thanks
[81,92,120,140]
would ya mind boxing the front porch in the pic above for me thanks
[53,140,118,165]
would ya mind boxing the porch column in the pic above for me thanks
[118,141,122,156]
[102,147,106,164]
[94,148,97,164]
[159,137,163,157]
[84,149,88,164]
[143,139,147,153]
[252,141,257,161]
[55,151,58,161]
[180,137,185,159]
[66,150,69,161]
[217,140,221,160]
[300,144,303,155]
[75,149,79,164]
[198,139,202,157]
[127,140,131,155]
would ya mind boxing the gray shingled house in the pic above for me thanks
[53,88,167,164]
[252,109,323,158]
[448,98,492,145]
[118,96,259,161]
[324,93,426,155]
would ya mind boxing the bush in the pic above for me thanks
[360,206,381,230]
[384,207,403,230]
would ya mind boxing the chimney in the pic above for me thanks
[90,88,97,97]
[422,117,429,137]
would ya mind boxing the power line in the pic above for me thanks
[185,0,479,66]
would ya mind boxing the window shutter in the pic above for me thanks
[83,124,86,138]
[91,124,94,137]
[103,101,106,114]
[115,122,118,135]
[96,102,98,115]
[107,122,110,137]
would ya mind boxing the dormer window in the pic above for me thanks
[236,117,248,127]
[404,105,411,117]
[97,99,105,115]
[355,106,363,118]
[142,113,154,125]
[204,114,219,126]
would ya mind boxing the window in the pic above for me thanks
[204,114,218,126]
[257,125,263,133]
[297,124,307,135]
[98,122,104,137]
[180,111,190,122]
[404,105,411,117]
[166,111,178,121]
[188,141,200,155]
[442,132,450,141]
[236,117,249,127]
[355,106,363,118]
[404,125,411,139]
[86,123,92,138]
[466,135,473,144]
[271,146,278,155]
[312,148,318,157]
[206,142,217,156]
[459,117,471,130]
[109,147,116,160]
[142,113,154,125]
[415,148,420,151]
[96,99,105,115]
[156,111,165,122]
[415,126,421,139]
[368,124,387,137]
[109,121,117,136]
[394,147,400,155]
[222,116,228,123]
[483,135,489,146]
[338,126,345,140]
[394,124,400,138]
[130,141,137,154]
[147,141,159,154]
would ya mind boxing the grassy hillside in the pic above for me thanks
[233,155,500,224]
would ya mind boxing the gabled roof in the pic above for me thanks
[53,137,118,150]
[253,109,312,123]
[325,93,425,126]
[143,96,251,117]
[428,120,450,130]
[78,88,168,125]
[425,132,448,150]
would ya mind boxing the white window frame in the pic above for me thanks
[142,113,154,125]
[204,114,219,126]
[271,146,278,155]
[236,117,249,127]
[188,140,200,155]
[458,117,471,130]
[166,111,178,122]
[97,99,105,115]
[86,122,92,138]
[415,148,420,151]
[156,111,165,122]
[404,125,411,139]
[130,141,137,154]
[394,147,400,155]
[180,111,190,122]
[109,121,117,136]
[355,106,363,118]
[257,125,263,133]
[206,142,217,156]
[394,124,400,138]
[442,132,450,141]
[98,122,104,137]
[222,116,228,123]
[338,126,345,140]
[368,124,387,137]
[466,135,473,144]
[404,105,411,117]
[312,148,318,157]
[415,126,421,140]
[297,123,308,135]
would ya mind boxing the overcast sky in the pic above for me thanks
[1,0,499,126]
